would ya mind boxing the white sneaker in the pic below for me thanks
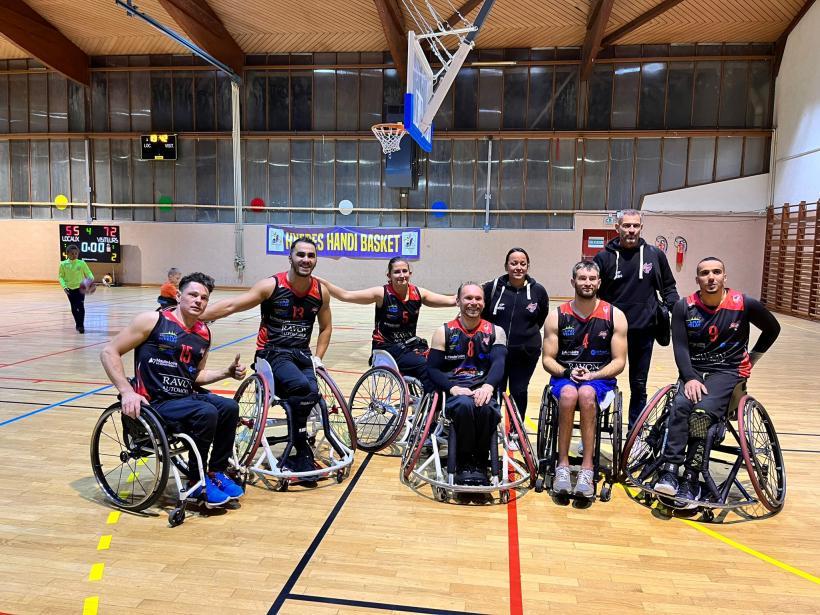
[574,468,595,498]
[507,436,519,452]
[553,465,572,494]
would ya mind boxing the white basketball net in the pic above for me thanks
[372,123,407,155]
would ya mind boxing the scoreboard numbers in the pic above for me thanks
[59,225,120,263]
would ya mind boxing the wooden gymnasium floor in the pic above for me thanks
[1,282,819,615]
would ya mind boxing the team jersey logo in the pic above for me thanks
[526,302,538,313]
[686,316,702,329]
[561,326,576,337]
[643,262,654,275]
[729,321,740,330]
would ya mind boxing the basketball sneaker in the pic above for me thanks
[187,475,230,508]
[654,463,679,496]
[553,465,572,494]
[210,472,244,500]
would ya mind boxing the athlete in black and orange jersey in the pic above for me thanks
[542,261,627,498]
[427,282,507,485]
[100,273,248,508]
[200,237,332,472]
[654,257,780,502]
[318,257,455,392]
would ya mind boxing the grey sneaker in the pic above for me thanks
[553,465,572,494]
[574,468,595,498]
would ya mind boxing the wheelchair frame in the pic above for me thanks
[232,358,357,491]
[533,385,623,502]
[399,391,537,503]
[347,349,424,452]
[620,382,786,521]
[90,403,209,527]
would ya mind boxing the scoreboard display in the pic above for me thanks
[59,225,120,263]
[140,134,177,160]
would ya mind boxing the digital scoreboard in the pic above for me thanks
[59,225,120,263]
[140,134,177,160]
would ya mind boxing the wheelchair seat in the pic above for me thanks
[535,384,623,502]
[232,358,357,491]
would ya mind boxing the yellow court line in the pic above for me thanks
[106,511,120,524]
[97,535,112,550]
[618,484,820,586]
[82,596,99,615]
[88,563,105,581]
[680,519,820,586]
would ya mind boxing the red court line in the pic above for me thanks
[507,492,523,615]
[0,340,109,369]
[0,375,110,385]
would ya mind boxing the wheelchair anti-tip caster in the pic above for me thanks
[435,487,448,502]
[599,484,612,502]
[701,509,715,522]
[500,490,510,504]
[168,507,185,527]
[336,470,345,483]
[276,479,289,492]
[534,477,544,493]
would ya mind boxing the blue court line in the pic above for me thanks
[0,332,257,428]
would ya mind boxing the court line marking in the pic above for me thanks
[0,340,109,369]
[0,333,256,428]
[82,596,99,615]
[506,491,523,615]
[269,453,374,614]
[620,484,820,586]
[680,519,820,585]
[88,563,104,581]
[288,594,484,615]
[97,535,112,550]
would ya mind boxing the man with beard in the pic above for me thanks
[426,282,508,486]
[100,272,247,508]
[653,257,780,503]
[541,261,628,498]
[594,210,679,428]
[201,237,332,473]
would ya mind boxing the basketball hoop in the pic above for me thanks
[372,122,407,155]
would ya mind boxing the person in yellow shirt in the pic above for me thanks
[58,244,94,333]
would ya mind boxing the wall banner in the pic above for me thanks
[266,226,421,260]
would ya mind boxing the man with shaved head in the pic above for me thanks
[654,257,781,503]
[427,282,507,486]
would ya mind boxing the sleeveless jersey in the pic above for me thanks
[556,300,615,372]
[257,272,323,351]
[134,311,211,401]
[373,283,422,348]
[683,289,752,377]
[441,318,497,389]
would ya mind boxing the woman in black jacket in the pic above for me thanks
[482,248,549,417]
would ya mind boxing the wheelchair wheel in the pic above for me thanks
[620,384,675,485]
[536,390,558,481]
[317,367,357,450]
[90,404,170,512]
[503,395,537,488]
[348,366,409,452]
[536,387,552,461]
[401,392,439,481]
[233,374,269,466]
[608,391,623,480]
[738,396,786,513]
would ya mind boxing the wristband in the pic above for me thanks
[562,367,571,379]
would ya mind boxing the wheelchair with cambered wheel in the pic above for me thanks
[620,381,786,521]
[533,384,623,503]
[400,391,537,504]
[347,349,424,453]
[232,358,357,491]
[90,402,215,527]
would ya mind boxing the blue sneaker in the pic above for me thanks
[188,475,230,508]
[211,472,244,500]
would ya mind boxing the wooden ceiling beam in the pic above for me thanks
[157,0,244,75]
[601,0,686,48]
[446,0,483,28]
[373,0,407,78]
[386,0,406,34]
[774,0,817,76]
[580,0,615,81]
[0,0,89,86]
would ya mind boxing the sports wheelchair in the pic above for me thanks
[231,358,357,491]
[534,384,623,502]
[90,402,214,527]
[620,381,786,521]
[399,391,536,503]
[347,349,425,452]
